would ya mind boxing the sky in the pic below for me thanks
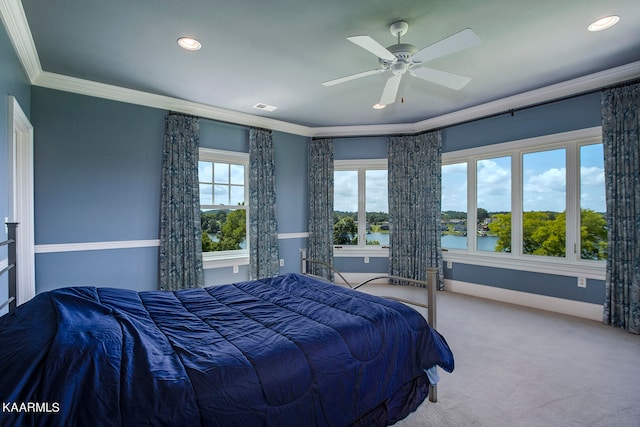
[442,144,606,214]
[334,170,388,213]
[199,162,245,206]
[334,143,606,214]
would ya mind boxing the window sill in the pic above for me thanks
[203,252,249,270]
[333,246,389,257]
[443,249,605,280]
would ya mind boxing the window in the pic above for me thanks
[441,162,468,249]
[198,149,249,263]
[442,127,605,277]
[478,156,511,252]
[579,143,607,260]
[334,160,388,251]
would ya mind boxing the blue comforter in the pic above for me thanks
[0,273,453,426]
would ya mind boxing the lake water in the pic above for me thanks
[442,234,499,251]
[367,232,500,252]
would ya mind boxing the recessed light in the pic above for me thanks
[372,103,386,110]
[177,37,202,50]
[587,15,620,32]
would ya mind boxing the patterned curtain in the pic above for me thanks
[308,138,334,279]
[388,131,444,289]
[602,82,640,334]
[159,113,204,291]
[249,128,280,279]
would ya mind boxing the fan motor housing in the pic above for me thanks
[379,43,419,68]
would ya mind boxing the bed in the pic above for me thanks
[0,225,454,426]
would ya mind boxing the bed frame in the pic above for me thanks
[300,248,440,403]
[0,222,17,314]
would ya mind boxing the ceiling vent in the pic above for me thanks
[253,103,278,112]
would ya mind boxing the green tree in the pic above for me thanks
[489,213,512,252]
[528,211,565,257]
[580,209,607,260]
[201,209,246,252]
[489,209,606,259]
[202,231,216,252]
[334,216,357,244]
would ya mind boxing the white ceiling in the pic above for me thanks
[4,0,640,136]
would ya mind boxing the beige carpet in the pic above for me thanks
[356,285,640,427]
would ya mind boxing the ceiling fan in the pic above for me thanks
[322,20,481,107]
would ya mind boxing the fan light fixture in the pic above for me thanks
[322,20,481,107]
[177,37,202,50]
[587,16,620,32]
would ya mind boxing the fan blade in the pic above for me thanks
[347,35,396,61]
[322,69,384,86]
[410,67,471,90]
[379,74,402,105]
[413,29,481,63]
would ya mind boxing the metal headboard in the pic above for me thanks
[0,222,18,313]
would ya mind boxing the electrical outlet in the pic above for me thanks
[279,259,285,267]
[577,277,587,288]
[447,260,452,269]
[364,256,369,264]
[233,265,239,274]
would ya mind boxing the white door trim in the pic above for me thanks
[8,96,35,304]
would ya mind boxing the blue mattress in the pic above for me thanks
[0,273,453,426]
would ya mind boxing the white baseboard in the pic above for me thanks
[445,279,603,321]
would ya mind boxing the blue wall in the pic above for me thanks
[30,87,309,293]
[32,87,165,292]
[0,21,31,313]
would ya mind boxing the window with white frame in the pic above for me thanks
[442,127,606,276]
[334,159,388,251]
[198,148,249,261]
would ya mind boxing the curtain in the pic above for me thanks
[159,113,204,291]
[602,82,640,334]
[249,127,280,279]
[388,131,443,289]
[308,138,334,279]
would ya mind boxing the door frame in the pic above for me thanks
[7,96,35,304]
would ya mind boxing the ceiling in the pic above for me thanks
[6,0,640,135]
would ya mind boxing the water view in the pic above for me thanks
[366,232,499,251]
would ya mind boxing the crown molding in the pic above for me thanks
[0,0,41,82]
[33,71,314,136]
[3,0,640,138]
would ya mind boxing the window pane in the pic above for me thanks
[478,157,511,252]
[199,184,213,205]
[365,170,388,246]
[441,163,468,249]
[334,170,358,245]
[201,209,246,252]
[214,163,229,184]
[522,149,566,257]
[230,164,244,185]
[230,186,244,206]
[214,184,229,205]
[580,144,607,260]
[199,161,212,183]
